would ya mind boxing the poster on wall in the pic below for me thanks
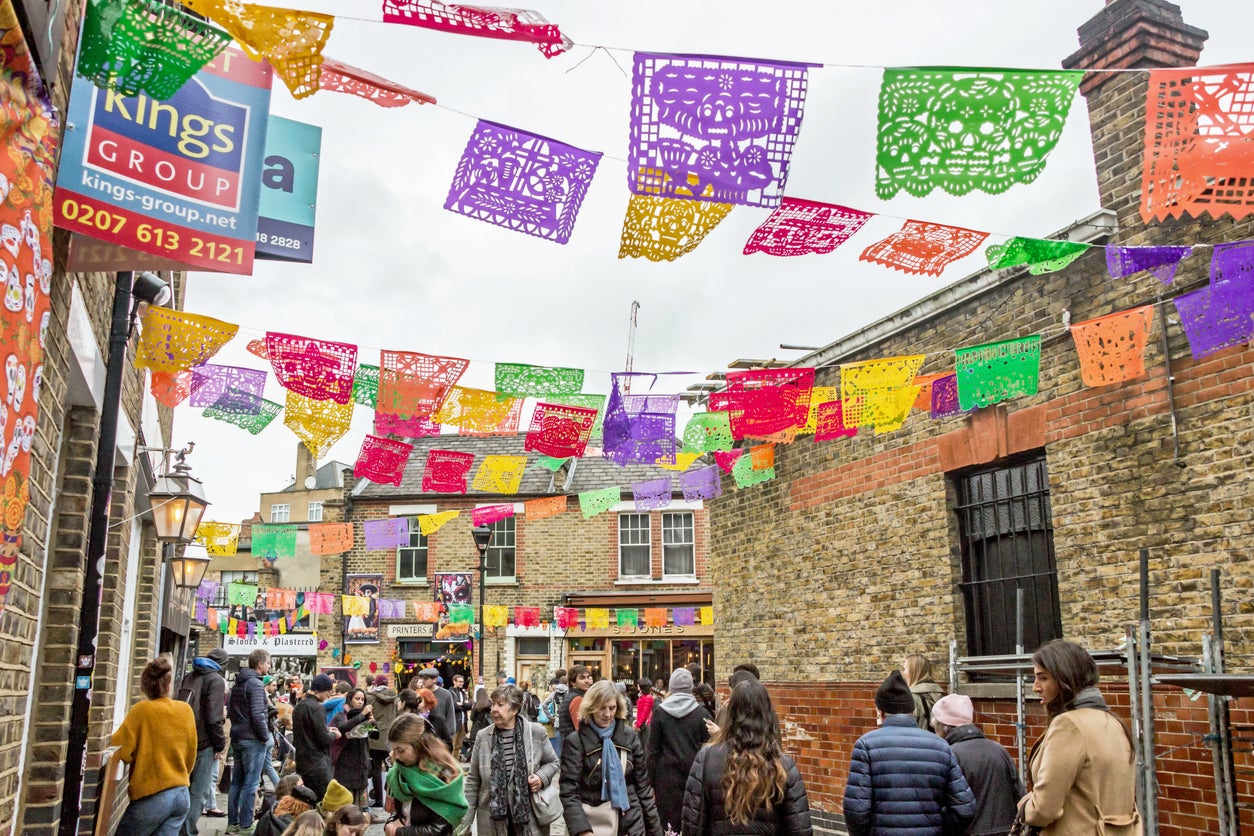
[0,0,57,616]
[434,572,473,642]
[54,47,272,274]
[256,115,321,262]
[344,573,381,643]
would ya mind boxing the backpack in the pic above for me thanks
[178,672,207,736]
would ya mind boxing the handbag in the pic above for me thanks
[581,801,618,836]
[537,705,551,725]
[1009,809,1041,836]
[531,779,562,826]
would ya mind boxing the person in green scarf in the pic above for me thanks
[384,714,468,836]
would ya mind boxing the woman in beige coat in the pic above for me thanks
[1021,640,1142,836]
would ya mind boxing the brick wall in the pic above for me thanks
[765,679,1254,836]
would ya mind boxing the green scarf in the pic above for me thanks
[386,762,468,827]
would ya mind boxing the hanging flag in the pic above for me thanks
[1070,305,1156,388]
[713,449,743,474]
[1106,245,1193,285]
[457,396,524,436]
[554,606,578,629]
[544,393,607,441]
[525,495,567,520]
[196,579,220,600]
[642,608,668,628]
[743,198,872,257]
[657,452,701,472]
[445,120,602,244]
[353,364,380,408]
[283,391,352,459]
[682,412,734,453]
[364,518,411,550]
[135,308,238,373]
[586,608,609,629]
[628,53,811,208]
[342,595,370,616]
[707,368,815,440]
[930,375,964,420]
[912,374,950,411]
[602,373,678,466]
[318,57,436,107]
[860,220,988,276]
[150,370,194,408]
[673,607,696,627]
[228,582,258,606]
[195,522,240,556]
[266,332,357,404]
[679,464,722,501]
[252,524,296,559]
[434,386,520,433]
[578,486,620,519]
[376,412,441,439]
[472,455,528,494]
[955,336,1042,411]
[309,522,354,555]
[840,355,926,431]
[449,603,474,624]
[483,605,508,628]
[204,392,282,434]
[799,387,840,435]
[414,601,443,622]
[495,363,584,397]
[632,478,672,511]
[181,0,333,99]
[471,504,515,527]
[515,606,540,628]
[986,237,1090,274]
[525,402,598,458]
[355,435,414,486]
[699,606,714,625]
[814,400,858,441]
[422,449,475,493]
[616,608,639,628]
[619,194,733,262]
[246,339,269,360]
[418,510,459,535]
[306,592,334,614]
[749,444,775,471]
[378,350,469,424]
[379,0,571,58]
[189,364,267,410]
[265,588,296,609]
[876,69,1082,198]
[1142,66,1254,223]
[77,0,232,100]
[1172,276,1254,360]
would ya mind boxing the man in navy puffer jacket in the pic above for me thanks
[842,670,976,836]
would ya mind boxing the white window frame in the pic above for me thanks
[307,501,323,522]
[269,503,290,523]
[661,511,696,578]
[485,516,517,584]
[396,521,429,585]
[618,512,652,579]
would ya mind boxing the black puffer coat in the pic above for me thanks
[647,704,712,832]
[680,743,812,836]
[560,720,663,836]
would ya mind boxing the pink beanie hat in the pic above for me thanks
[931,693,974,727]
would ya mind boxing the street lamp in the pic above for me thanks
[167,541,212,589]
[470,525,492,682]
[149,444,210,543]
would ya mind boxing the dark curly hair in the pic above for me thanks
[713,678,786,825]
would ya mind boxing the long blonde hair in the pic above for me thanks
[902,654,934,687]
[388,713,460,780]
[578,680,627,722]
[280,810,325,836]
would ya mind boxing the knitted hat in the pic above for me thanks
[262,675,273,685]
[321,779,354,814]
[374,674,388,687]
[932,694,974,728]
[669,668,694,695]
[207,648,229,666]
[311,673,335,692]
[875,671,915,714]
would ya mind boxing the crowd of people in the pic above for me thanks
[109,639,1141,836]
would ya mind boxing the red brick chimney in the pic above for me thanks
[1062,0,1208,222]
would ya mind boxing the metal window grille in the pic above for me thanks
[954,454,1062,657]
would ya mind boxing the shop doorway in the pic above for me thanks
[568,653,608,681]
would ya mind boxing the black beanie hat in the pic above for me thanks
[875,670,915,714]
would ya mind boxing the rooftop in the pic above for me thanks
[274,459,351,494]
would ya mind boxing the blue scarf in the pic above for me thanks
[594,721,629,812]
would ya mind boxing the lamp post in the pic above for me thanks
[60,272,172,835]
[167,541,213,590]
[470,525,492,683]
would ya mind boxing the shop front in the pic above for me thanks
[221,632,318,680]
[562,592,715,686]
[390,623,473,689]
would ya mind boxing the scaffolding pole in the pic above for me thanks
[1015,587,1027,784]
[1126,627,1146,824]
[1211,567,1239,835]
[1139,549,1161,836]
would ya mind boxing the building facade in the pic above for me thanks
[320,433,714,691]
[706,3,1254,835]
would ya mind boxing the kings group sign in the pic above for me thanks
[54,48,272,274]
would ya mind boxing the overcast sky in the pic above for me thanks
[172,0,1252,525]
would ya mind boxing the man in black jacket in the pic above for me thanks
[931,694,1024,836]
[415,667,455,750]
[227,649,272,833]
[178,647,229,836]
[292,673,342,799]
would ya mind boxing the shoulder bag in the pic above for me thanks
[531,779,563,826]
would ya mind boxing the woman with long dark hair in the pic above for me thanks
[333,689,375,812]
[1019,640,1140,835]
[680,679,811,836]
[384,713,468,836]
[463,685,493,759]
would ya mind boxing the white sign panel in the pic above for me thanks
[223,634,318,656]
[387,623,435,639]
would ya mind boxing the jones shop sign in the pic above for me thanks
[54,47,272,273]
